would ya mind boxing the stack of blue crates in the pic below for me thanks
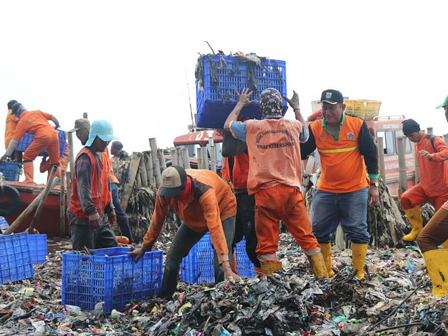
[16,129,67,156]
[0,233,34,284]
[62,247,163,313]
[180,232,255,284]
[27,234,48,264]
[0,162,20,181]
[196,54,288,129]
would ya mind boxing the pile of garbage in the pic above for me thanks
[1,233,448,335]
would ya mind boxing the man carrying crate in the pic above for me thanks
[129,165,239,298]
[68,120,118,250]
[0,102,61,183]
[224,88,328,278]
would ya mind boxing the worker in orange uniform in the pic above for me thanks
[5,100,19,150]
[68,120,118,250]
[300,89,379,279]
[414,95,448,297]
[224,88,328,278]
[1,103,61,183]
[40,134,70,180]
[400,119,448,242]
[129,166,239,298]
[221,130,261,273]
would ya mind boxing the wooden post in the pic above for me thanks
[177,150,183,168]
[427,127,434,135]
[209,136,216,173]
[144,152,155,187]
[171,148,179,166]
[149,138,162,188]
[377,137,386,182]
[67,131,75,206]
[158,149,167,171]
[83,112,88,119]
[27,166,59,234]
[414,141,420,184]
[60,170,66,237]
[182,148,191,169]
[139,157,148,188]
[397,136,407,194]
[197,147,205,169]
[66,173,71,206]
[203,146,209,170]
[120,152,143,210]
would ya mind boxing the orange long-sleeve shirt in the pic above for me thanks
[416,133,448,197]
[5,112,20,149]
[143,169,237,262]
[13,110,55,141]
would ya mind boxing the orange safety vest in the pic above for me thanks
[310,115,369,193]
[69,147,111,218]
[222,152,250,190]
[245,118,304,195]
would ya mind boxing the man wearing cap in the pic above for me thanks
[399,119,448,242]
[411,97,448,297]
[129,165,239,298]
[223,88,328,278]
[300,89,379,279]
[68,120,119,250]
[0,103,61,183]
[70,118,133,243]
[5,100,18,150]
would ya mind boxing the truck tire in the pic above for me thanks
[0,184,21,216]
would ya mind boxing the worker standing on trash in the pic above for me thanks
[109,140,134,243]
[300,89,379,279]
[224,88,328,278]
[0,103,61,183]
[221,129,261,274]
[129,166,239,298]
[400,119,448,242]
[5,100,18,150]
[415,96,448,297]
[68,120,118,250]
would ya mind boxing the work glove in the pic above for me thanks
[283,90,300,111]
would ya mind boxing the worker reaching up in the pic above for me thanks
[0,103,61,183]
[5,100,19,150]
[399,119,448,242]
[224,88,328,278]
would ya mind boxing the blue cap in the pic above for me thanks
[85,120,117,147]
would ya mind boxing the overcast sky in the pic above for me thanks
[1,1,447,183]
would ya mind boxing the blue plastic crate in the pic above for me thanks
[196,55,288,129]
[180,233,215,284]
[0,233,34,284]
[27,234,48,264]
[62,248,163,313]
[180,233,255,284]
[235,237,255,278]
[16,129,67,157]
[0,162,20,181]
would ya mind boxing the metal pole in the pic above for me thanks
[209,136,216,173]
[203,146,209,170]
[397,136,407,194]
[197,148,205,169]
[60,170,66,237]
[149,138,162,188]
[377,137,386,182]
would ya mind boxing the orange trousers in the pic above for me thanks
[23,131,60,165]
[401,184,448,212]
[254,184,320,261]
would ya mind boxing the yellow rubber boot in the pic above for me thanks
[308,253,329,278]
[320,243,335,277]
[352,243,368,279]
[402,206,423,242]
[23,161,34,183]
[261,261,283,275]
[422,249,448,297]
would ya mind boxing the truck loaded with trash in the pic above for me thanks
[0,47,448,336]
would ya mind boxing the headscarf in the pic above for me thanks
[259,88,283,120]
[402,119,420,136]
